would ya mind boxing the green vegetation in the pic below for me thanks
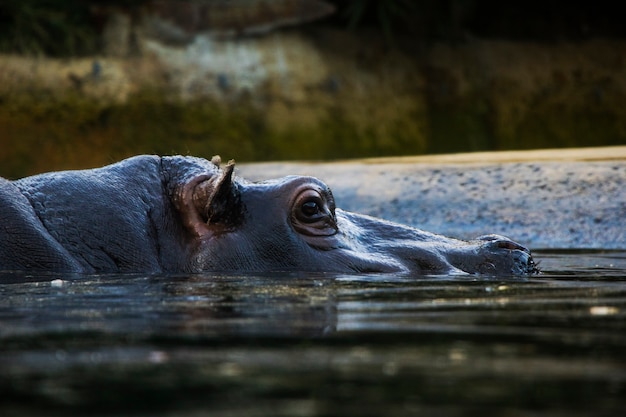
[0,1,100,56]
[2,79,623,178]
[343,0,416,44]
[3,1,625,58]
[0,90,429,178]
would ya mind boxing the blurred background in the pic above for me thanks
[1,0,625,178]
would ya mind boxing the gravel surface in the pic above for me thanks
[238,147,626,250]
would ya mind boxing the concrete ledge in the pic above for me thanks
[361,146,626,165]
[239,147,626,250]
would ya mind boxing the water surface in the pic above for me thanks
[1,250,625,416]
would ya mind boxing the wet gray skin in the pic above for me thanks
[0,155,537,276]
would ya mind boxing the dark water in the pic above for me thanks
[1,250,625,417]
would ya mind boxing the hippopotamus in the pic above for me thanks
[0,155,537,275]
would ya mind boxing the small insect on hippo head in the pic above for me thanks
[173,159,538,276]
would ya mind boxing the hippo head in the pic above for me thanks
[174,160,538,276]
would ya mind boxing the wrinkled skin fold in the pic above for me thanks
[0,155,538,276]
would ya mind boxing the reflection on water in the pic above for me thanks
[1,251,625,416]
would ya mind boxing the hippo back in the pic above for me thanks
[11,156,184,273]
[0,177,83,272]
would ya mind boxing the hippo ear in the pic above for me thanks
[194,161,243,227]
[175,160,243,238]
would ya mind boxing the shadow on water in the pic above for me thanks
[1,250,625,416]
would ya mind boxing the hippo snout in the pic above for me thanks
[472,235,538,275]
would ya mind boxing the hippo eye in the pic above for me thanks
[292,188,337,237]
[299,199,323,221]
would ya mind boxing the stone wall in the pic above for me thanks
[1,27,625,177]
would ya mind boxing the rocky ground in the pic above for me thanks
[238,146,626,250]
